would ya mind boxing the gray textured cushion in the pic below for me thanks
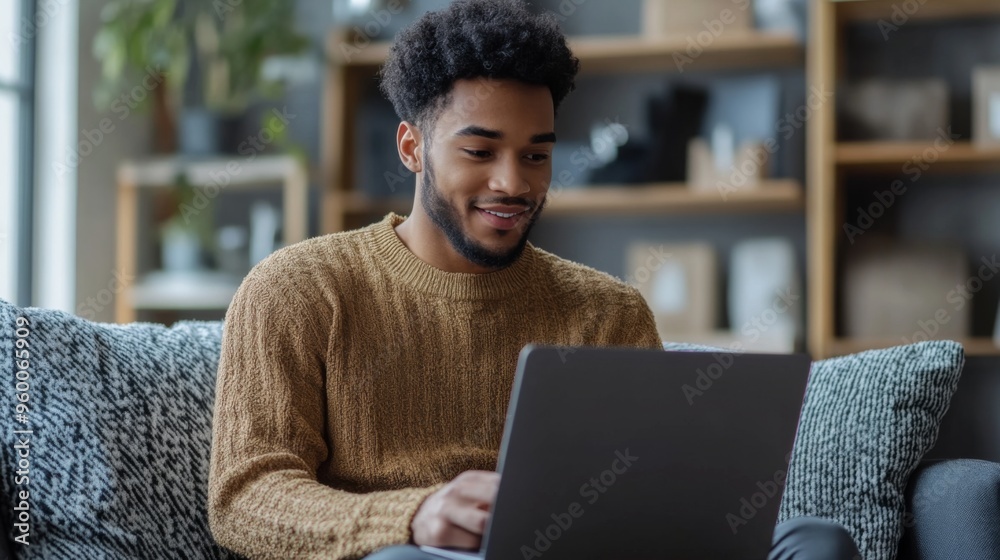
[0,299,241,559]
[664,340,965,560]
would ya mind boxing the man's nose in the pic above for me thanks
[487,157,531,196]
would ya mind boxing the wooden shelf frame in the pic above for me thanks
[836,141,1000,172]
[327,32,804,74]
[339,180,804,218]
[808,1,1000,358]
[115,155,309,323]
[807,0,839,359]
[128,271,241,310]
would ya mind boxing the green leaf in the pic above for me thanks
[91,0,315,113]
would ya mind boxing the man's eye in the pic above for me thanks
[463,149,491,158]
[525,153,550,163]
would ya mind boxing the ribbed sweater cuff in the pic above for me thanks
[356,484,447,545]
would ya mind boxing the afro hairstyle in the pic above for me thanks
[379,0,580,130]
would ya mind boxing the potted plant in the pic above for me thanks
[93,0,311,275]
[155,177,214,271]
[92,0,312,154]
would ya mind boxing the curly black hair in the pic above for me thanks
[379,0,579,129]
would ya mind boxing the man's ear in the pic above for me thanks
[397,121,423,173]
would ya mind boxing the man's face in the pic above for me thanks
[420,78,555,270]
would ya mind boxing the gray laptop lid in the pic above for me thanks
[478,345,811,560]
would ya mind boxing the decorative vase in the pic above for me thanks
[161,220,203,272]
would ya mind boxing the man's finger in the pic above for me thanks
[453,474,500,507]
[422,519,482,550]
[455,470,500,484]
[445,505,491,537]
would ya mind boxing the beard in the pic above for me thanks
[420,154,545,270]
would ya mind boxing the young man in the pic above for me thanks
[208,1,859,559]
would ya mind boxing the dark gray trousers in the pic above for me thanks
[366,516,860,560]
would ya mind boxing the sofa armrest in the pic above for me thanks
[897,459,1000,560]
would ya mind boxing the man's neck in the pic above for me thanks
[393,208,498,274]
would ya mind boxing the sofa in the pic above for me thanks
[0,298,997,560]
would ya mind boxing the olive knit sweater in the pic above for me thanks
[208,213,662,559]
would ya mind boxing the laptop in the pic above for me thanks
[421,345,811,560]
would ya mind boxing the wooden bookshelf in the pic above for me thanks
[807,0,839,359]
[338,180,803,218]
[118,155,306,188]
[115,155,308,323]
[322,19,809,351]
[808,0,1000,358]
[546,179,803,214]
[578,33,802,73]
[836,142,1000,172]
[322,29,806,233]
[329,32,804,74]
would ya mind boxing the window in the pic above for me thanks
[0,0,35,304]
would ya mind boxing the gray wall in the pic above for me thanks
[75,0,153,323]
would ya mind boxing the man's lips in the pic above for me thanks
[474,204,531,215]
[474,206,530,230]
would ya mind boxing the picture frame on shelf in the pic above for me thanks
[627,242,717,340]
[973,66,1000,148]
[729,238,801,352]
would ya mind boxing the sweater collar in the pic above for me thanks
[368,213,537,300]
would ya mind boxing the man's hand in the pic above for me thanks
[411,470,500,550]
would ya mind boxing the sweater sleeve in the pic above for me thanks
[208,270,441,560]
[603,287,664,351]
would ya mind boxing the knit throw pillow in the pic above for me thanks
[0,299,242,559]
[663,340,964,560]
